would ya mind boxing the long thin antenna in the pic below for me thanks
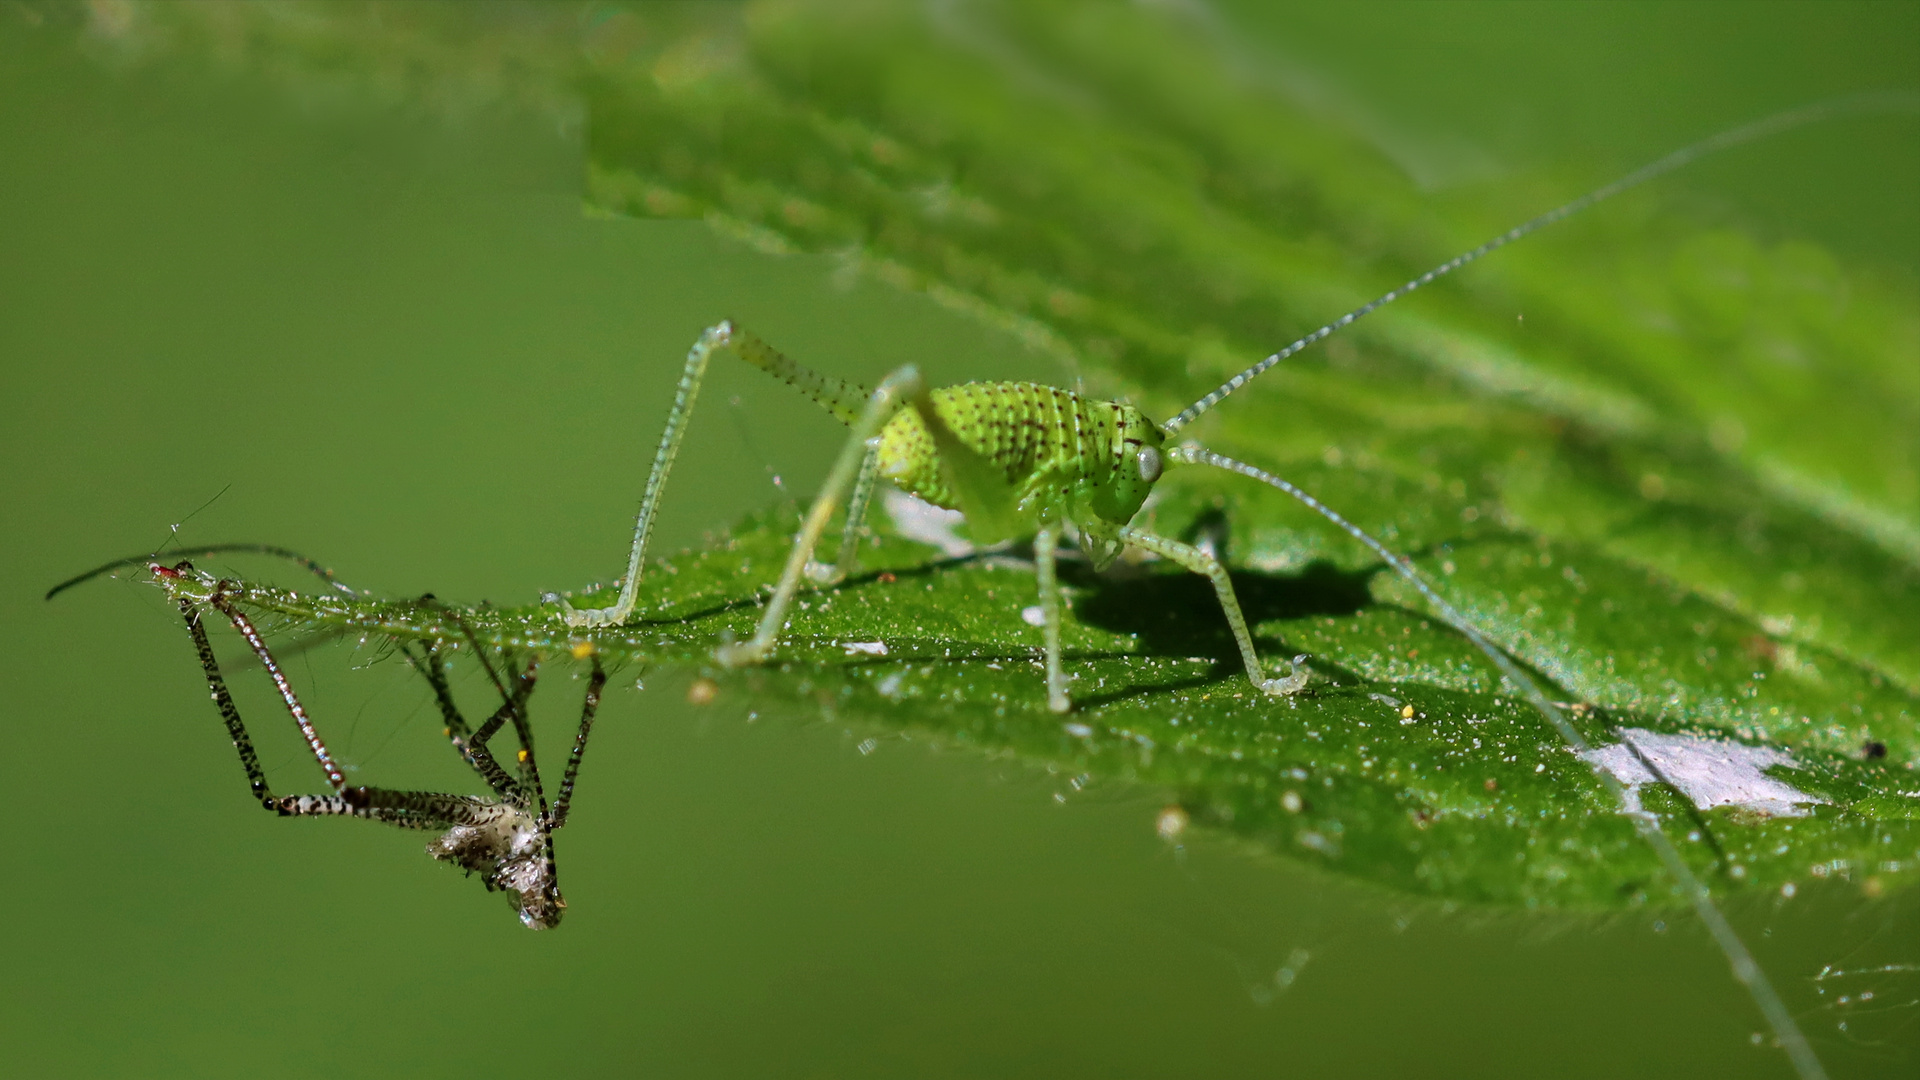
[151,483,233,557]
[1172,444,1829,1080]
[1161,91,1920,435]
[46,543,359,602]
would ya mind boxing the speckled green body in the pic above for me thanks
[875,382,1165,552]
[568,323,1293,714]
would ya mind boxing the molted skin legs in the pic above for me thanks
[167,567,604,929]
[1116,525,1310,697]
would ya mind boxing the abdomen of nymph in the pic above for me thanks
[874,382,1119,509]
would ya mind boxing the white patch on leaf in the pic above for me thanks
[1580,728,1828,819]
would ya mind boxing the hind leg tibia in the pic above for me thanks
[717,365,926,667]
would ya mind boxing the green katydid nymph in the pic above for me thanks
[559,95,1910,721]
[559,327,1301,714]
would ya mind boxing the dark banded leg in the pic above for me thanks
[275,787,490,828]
[503,657,540,771]
[204,585,348,790]
[549,657,605,830]
[175,580,480,827]
[178,593,275,811]
[403,639,520,799]
[411,595,516,708]
[404,636,474,743]
[492,659,548,818]
[443,606,512,705]
[419,601,542,800]
[464,662,537,799]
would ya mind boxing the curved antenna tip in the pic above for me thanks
[1161,91,1920,436]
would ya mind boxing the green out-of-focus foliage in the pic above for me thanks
[78,0,1920,908]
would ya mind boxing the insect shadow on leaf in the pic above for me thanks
[1072,559,1371,678]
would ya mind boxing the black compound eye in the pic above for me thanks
[1136,446,1162,483]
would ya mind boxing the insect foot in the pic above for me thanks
[803,559,846,586]
[714,639,767,668]
[1258,654,1313,696]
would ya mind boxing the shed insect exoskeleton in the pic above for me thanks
[150,560,605,929]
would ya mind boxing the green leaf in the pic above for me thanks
[104,0,1920,909]
[153,472,1915,911]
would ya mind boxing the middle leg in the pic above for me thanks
[806,444,880,585]
[401,638,519,799]
[1032,523,1072,714]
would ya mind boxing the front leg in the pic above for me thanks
[401,639,520,800]
[175,587,277,811]
[1116,526,1310,696]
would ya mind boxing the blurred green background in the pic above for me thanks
[3,2,1916,1077]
